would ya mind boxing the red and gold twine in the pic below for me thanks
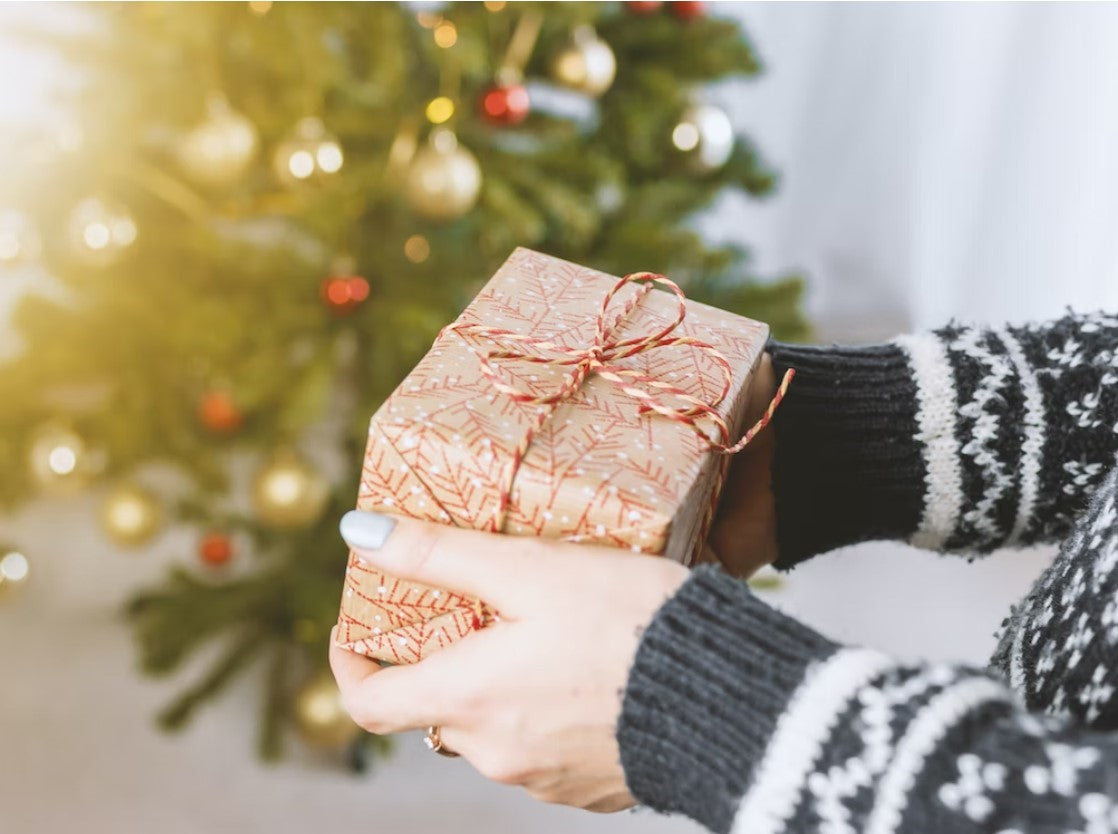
[444,270,794,561]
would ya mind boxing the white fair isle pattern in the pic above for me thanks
[997,327,1047,545]
[730,649,895,834]
[804,664,956,834]
[1008,614,1028,701]
[895,333,964,551]
[1008,470,1118,723]
[864,678,1014,834]
[945,327,1017,543]
[936,753,1008,824]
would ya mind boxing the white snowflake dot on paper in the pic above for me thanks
[561,516,569,523]
[374,615,381,621]
[631,545,642,553]
[627,510,641,520]
[595,524,606,536]
[373,627,382,635]
[432,590,441,598]
[383,497,395,506]
[377,586,387,595]
[543,511,553,520]
[411,486,421,494]
[398,638,407,646]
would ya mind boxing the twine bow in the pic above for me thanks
[444,271,794,544]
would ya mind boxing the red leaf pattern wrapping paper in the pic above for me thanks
[336,248,769,664]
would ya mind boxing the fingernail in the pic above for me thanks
[340,510,397,550]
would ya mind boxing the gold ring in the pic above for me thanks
[424,725,460,757]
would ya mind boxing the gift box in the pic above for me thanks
[336,247,777,663]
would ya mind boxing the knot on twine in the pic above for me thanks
[444,271,794,538]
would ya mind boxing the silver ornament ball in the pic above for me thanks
[405,131,483,221]
[671,104,735,173]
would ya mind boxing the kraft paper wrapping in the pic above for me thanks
[336,248,768,663]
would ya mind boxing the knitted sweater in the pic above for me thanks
[617,311,1118,834]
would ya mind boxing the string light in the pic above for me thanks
[416,11,441,28]
[434,21,457,48]
[425,96,455,125]
[247,0,272,15]
[315,141,343,173]
[484,1,506,10]
[671,122,700,152]
[404,234,430,263]
[0,551,29,584]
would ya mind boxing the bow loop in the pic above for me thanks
[443,270,793,537]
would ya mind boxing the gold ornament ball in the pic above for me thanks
[251,452,329,528]
[293,673,360,749]
[101,484,163,547]
[0,209,41,264]
[28,424,89,493]
[66,197,137,266]
[405,130,482,221]
[177,93,259,187]
[0,550,30,598]
[272,116,344,185]
[671,104,735,173]
[552,26,616,98]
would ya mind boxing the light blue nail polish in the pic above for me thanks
[340,510,397,550]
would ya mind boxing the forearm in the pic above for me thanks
[618,566,1118,834]
[768,311,1118,568]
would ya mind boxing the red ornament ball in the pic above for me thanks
[197,390,243,434]
[480,84,530,126]
[199,531,234,567]
[627,1,663,14]
[321,275,370,314]
[669,1,705,20]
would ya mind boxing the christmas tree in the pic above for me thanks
[0,1,807,767]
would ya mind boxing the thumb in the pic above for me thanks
[339,510,552,614]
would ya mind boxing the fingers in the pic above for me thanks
[330,624,490,735]
[328,627,381,692]
[340,510,585,614]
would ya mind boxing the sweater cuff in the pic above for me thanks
[767,341,925,569]
[617,565,837,833]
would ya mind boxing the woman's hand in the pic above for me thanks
[702,351,780,577]
[329,511,687,812]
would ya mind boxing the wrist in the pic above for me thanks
[768,340,925,568]
[617,565,837,831]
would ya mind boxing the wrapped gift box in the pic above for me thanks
[336,247,770,663]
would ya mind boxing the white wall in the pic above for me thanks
[712,2,1118,340]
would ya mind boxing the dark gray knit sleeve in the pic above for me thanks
[618,471,1118,834]
[767,310,1118,568]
